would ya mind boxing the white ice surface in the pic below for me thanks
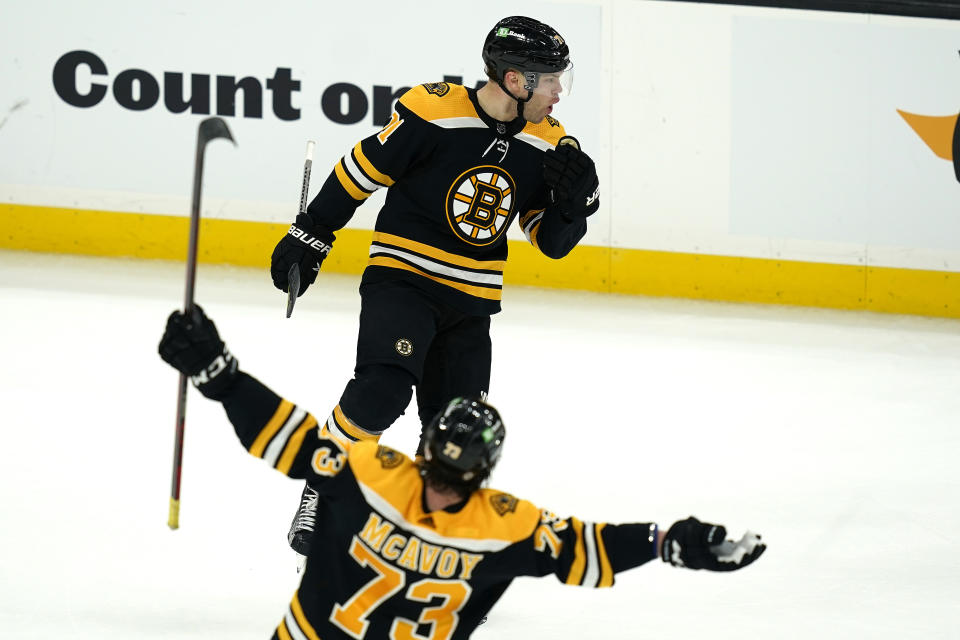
[1,249,959,639]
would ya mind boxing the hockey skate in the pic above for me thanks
[288,483,319,571]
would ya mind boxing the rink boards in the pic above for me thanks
[1,1,959,318]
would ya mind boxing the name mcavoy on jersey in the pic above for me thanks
[359,512,484,580]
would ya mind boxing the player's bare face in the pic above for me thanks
[522,94,555,124]
[524,73,563,124]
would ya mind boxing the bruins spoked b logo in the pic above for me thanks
[395,338,413,356]
[445,165,516,246]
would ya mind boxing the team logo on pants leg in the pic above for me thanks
[395,338,413,356]
[445,165,516,246]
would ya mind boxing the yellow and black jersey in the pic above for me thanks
[307,82,590,315]
[219,372,658,640]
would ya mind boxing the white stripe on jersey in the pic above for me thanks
[515,131,554,152]
[369,245,504,287]
[283,607,310,640]
[357,480,514,553]
[326,415,355,446]
[343,152,386,192]
[263,407,307,467]
[431,116,486,129]
[522,211,544,243]
[583,523,600,587]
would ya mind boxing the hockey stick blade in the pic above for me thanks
[198,116,235,147]
[286,263,301,318]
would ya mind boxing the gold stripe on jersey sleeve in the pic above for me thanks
[290,591,322,640]
[519,208,545,249]
[318,421,349,452]
[519,208,544,228]
[521,116,567,148]
[354,143,395,186]
[398,84,478,122]
[334,404,380,442]
[275,621,293,640]
[373,232,506,271]
[595,523,614,587]
[529,221,542,249]
[335,160,372,201]
[565,517,587,586]
[368,256,503,300]
[276,413,319,474]
[249,399,295,457]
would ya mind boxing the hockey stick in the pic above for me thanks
[285,263,300,317]
[286,140,316,318]
[168,116,235,530]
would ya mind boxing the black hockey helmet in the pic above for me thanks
[482,16,573,98]
[421,397,506,492]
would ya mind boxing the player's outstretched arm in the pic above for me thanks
[158,306,347,482]
[516,510,764,587]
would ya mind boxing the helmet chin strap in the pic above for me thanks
[514,91,532,120]
[497,76,533,121]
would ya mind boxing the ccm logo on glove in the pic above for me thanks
[190,349,237,387]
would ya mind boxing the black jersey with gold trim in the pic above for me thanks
[306,82,590,315]
[217,372,657,640]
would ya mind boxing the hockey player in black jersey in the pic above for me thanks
[270,16,604,560]
[159,306,767,640]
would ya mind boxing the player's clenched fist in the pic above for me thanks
[270,214,335,297]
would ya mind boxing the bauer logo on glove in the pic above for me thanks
[288,224,332,254]
[271,213,335,297]
[585,183,600,208]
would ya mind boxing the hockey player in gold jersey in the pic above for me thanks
[159,306,767,640]
[270,16,605,559]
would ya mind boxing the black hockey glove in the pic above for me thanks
[270,214,334,297]
[661,516,766,571]
[158,305,238,400]
[543,136,600,220]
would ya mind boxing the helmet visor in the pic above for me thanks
[521,61,574,97]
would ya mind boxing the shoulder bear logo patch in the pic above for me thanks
[375,445,405,469]
[423,82,450,97]
[490,493,519,516]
